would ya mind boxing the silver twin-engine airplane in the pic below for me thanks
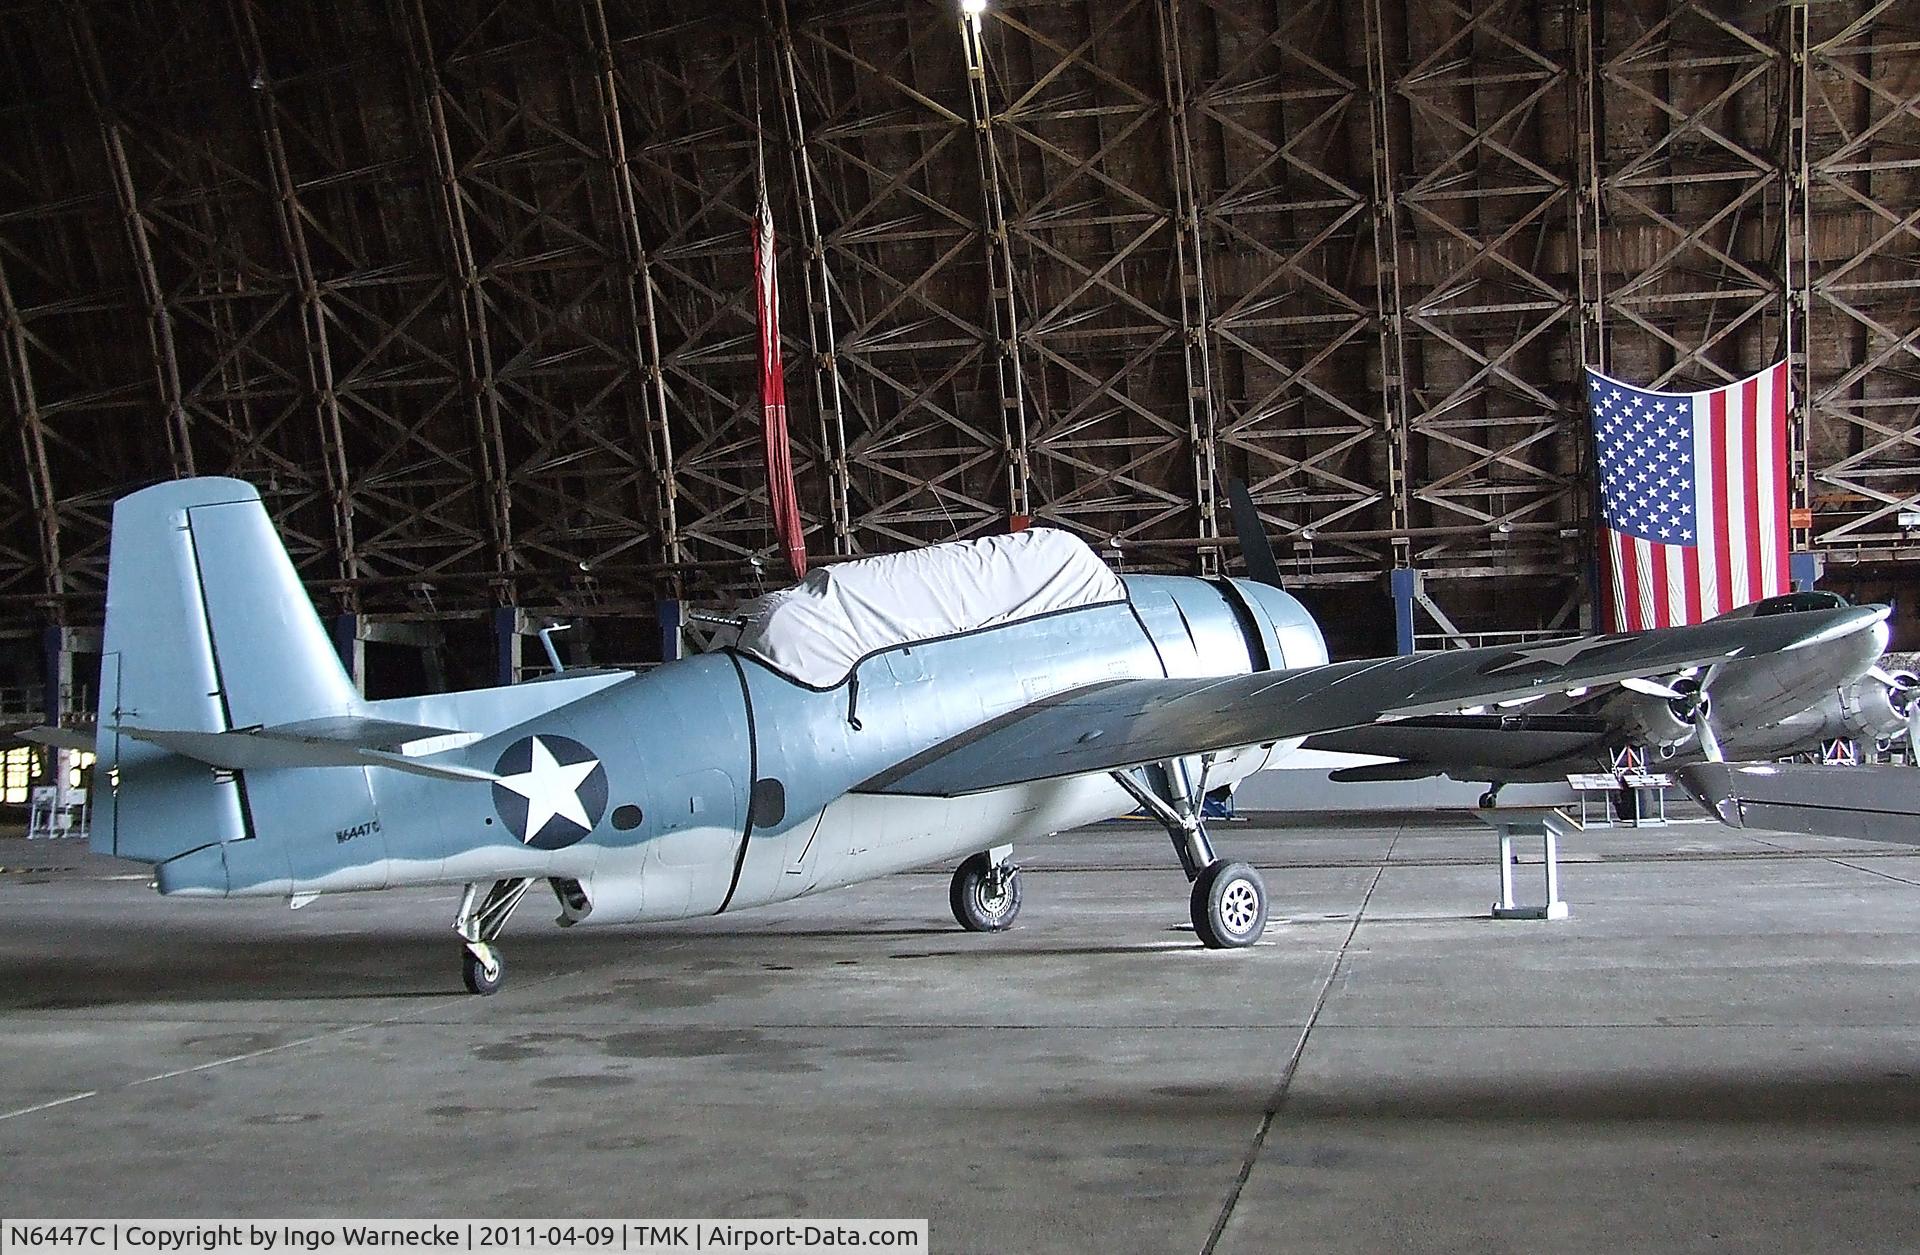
[34,478,1891,993]
[1304,588,1904,801]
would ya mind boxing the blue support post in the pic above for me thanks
[41,625,62,724]
[656,598,683,664]
[331,613,361,690]
[1390,567,1417,656]
[1789,551,1819,592]
[493,607,518,686]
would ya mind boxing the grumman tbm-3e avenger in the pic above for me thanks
[26,478,1889,993]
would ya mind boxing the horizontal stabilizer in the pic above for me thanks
[256,715,481,756]
[1681,761,1920,845]
[1328,761,1458,784]
[16,724,98,752]
[124,720,497,783]
[1307,713,1612,776]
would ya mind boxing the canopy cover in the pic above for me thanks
[716,528,1126,687]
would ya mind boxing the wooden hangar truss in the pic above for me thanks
[0,0,1916,669]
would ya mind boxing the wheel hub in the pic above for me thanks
[951,852,1023,932]
[1220,880,1260,935]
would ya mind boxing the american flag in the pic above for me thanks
[1587,361,1791,631]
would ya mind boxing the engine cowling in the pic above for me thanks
[1842,669,1918,742]
[1220,578,1332,772]
[1616,676,1707,753]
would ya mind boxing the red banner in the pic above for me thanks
[754,191,808,580]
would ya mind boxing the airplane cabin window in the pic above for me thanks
[1753,591,1849,616]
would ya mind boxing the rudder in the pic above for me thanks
[94,478,360,864]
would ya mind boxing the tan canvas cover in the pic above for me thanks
[715,528,1125,687]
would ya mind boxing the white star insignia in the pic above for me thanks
[1489,636,1619,673]
[496,736,600,842]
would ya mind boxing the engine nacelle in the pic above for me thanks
[1615,677,1707,753]
[1841,669,1918,742]
[1224,578,1332,770]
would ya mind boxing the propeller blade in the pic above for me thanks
[1621,675,1684,700]
[1889,670,1920,722]
[1694,704,1725,763]
[1226,478,1284,589]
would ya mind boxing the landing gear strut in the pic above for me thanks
[1479,783,1503,810]
[1112,757,1268,948]
[454,878,535,995]
[950,844,1022,931]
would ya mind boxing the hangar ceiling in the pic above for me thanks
[1,0,1916,644]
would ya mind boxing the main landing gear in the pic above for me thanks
[1111,757,1268,948]
[454,877,535,995]
[951,845,1022,931]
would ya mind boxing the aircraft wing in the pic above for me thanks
[861,606,1880,797]
[1303,713,1613,777]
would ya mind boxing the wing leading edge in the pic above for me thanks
[859,606,1885,798]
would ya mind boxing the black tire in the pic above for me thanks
[1613,783,1642,824]
[1190,861,1267,948]
[950,852,1022,932]
[462,947,504,996]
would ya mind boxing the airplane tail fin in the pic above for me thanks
[93,478,362,864]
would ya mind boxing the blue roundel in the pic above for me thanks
[490,734,609,850]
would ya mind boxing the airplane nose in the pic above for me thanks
[1856,605,1893,657]
[1794,604,1892,672]
[1794,603,1891,650]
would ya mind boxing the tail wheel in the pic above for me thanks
[1191,861,1268,948]
[950,851,1023,932]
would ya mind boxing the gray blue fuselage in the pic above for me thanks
[151,576,1327,925]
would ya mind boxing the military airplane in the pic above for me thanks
[1303,591,1904,803]
[26,478,1891,993]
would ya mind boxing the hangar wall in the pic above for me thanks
[1,0,1916,662]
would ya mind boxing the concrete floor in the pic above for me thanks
[3,810,1920,1252]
